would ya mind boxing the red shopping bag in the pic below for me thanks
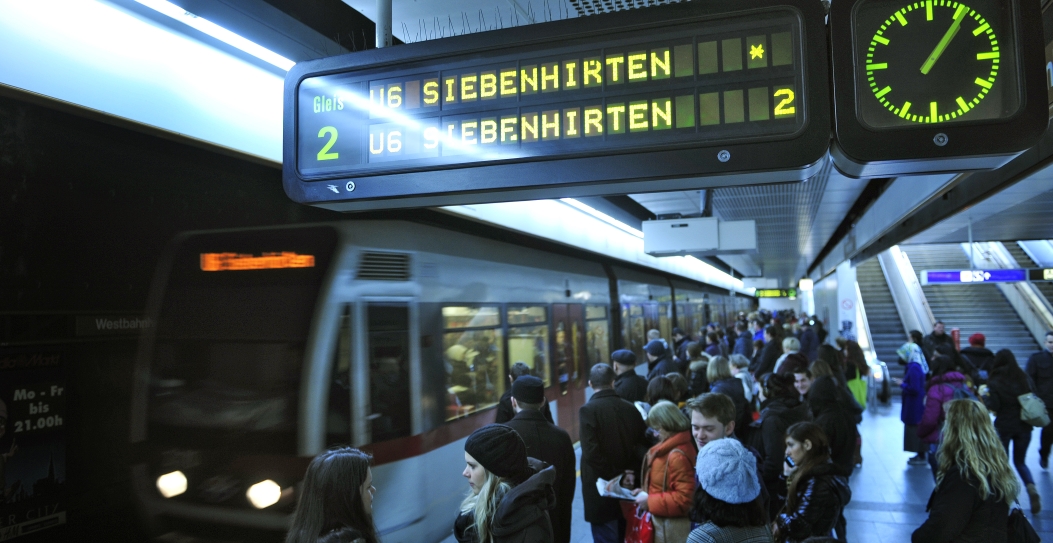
[621,501,653,543]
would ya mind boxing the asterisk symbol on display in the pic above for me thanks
[750,44,765,60]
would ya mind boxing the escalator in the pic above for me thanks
[1002,241,1053,307]
[900,244,1039,358]
[857,257,906,385]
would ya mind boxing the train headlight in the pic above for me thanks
[156,471,188,498]
[246,480,282,509]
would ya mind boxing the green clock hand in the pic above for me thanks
[920,4,968,74]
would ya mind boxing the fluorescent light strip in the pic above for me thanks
[134,0,295,70]
[559,198,644,239]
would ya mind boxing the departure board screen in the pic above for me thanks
[295,10,804,179]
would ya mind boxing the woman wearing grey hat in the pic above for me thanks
[688,438,772,543]
[456,424,557,543]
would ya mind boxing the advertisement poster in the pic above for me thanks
[0,349,66,541]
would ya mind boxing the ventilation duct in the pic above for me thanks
[356,252,411,280]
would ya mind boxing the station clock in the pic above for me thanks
[828,0,1047,177]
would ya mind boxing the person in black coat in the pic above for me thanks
[612,350,649,403]
[912,399,1017,543]
[751,326,784,377]
[503,376,576,543]
[774,422,850,543]
[580,364,651,543]
[707,357,751,441]
[456,425,556,543]
[751,373,812,521]
[983,349,1040,513]
[960,333,995,383]
[732,321,754,359]
[495,362,553,424]
[1026,331,1053,467]
[646,340,679,381]
[807,376,859,541]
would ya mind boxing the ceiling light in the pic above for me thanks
[246,479,282,509]
[133,0,295,70]
[156,471,188,498]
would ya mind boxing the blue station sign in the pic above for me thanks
[922,269,1028,284]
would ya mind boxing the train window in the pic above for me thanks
[658,304,672,349]
[367,303,412,442]
[585,305,607,320]
[508,306,550,388]
[586,304,609,366]
[442,306,500,329]
[443,306,504,421]
[327,307,352,446]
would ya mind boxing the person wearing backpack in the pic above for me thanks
[983,349,1040,513]
[917,355,973,481]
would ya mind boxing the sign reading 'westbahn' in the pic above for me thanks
[282,0,830,211]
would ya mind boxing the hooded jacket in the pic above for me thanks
[916,371,970,444]
[641,430,698,518]
[808,377,860,476]
[755,397,811,492]
[455,461,557,543]
[775,462,851,543]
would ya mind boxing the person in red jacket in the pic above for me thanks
[632,400,698,543]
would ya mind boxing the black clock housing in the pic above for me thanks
[829,0,1047,177]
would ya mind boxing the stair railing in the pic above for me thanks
[878,246,936,336]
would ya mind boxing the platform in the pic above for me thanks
[443,400,1053,543]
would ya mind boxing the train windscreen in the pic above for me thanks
[147,227,337,454]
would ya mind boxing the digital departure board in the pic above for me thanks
[283,0,830,211]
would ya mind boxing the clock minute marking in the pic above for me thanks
[919,4,968,75]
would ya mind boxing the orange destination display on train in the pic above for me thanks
[295,8,806,179]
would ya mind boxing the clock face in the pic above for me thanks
[853,0,1019,128]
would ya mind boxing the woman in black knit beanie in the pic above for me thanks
[456,424,557,543]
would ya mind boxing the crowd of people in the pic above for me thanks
[281,315,1053,543]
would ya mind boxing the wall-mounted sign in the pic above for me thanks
[1028,268,1053,281]
[828,0,1047,177]
[922,268,1027,284]
[756,288,797,298]
[283,0,830,211]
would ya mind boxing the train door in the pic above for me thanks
[352,298,421,446]
[552,303,586,440]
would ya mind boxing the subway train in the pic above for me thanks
[128,219,754,542]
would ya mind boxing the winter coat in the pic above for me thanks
[639,430,698,522]
[579,389,650,524]
[711,378,751,439]
[900,362,926,425]
[687,522,774,543]
[614,370,650,404]
[503,410,576,543]
[688,360,709,398]
[984,373,1033,436]
[808,378,859,476]
[647,354,679,381]
[733,331,754,358]
[775,353,809,377]
[755,397,811,498]
[775,462,851,543]
[495,390,553,424]
[751,341,783,377]
[911,466,1009,543]
[959,347,995,382]
[455,462,556,543]
[705,343,722,358]
[797,327,818,363]
[1025,350,1053,404]
[922,332,955,362]
[917,372,970,445]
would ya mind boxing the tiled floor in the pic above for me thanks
[443,399,1053,543]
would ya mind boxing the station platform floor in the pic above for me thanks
[442,399,1053,543]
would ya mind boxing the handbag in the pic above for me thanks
[623,503,653,543]
[1007,504,1040,543]
[847,365,868,409]
[1018,392,1050,427]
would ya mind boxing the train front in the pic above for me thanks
[129,226,338,541]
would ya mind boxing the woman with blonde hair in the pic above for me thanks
[632,401,698,543]
[456,424,556,543]
[911,399,1018,542]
